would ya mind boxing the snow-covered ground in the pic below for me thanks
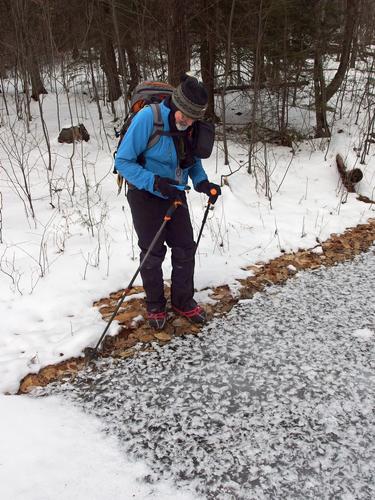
[0,394,197,500]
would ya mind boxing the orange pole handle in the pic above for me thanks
[207,188,218,206]
[164,200,183,221]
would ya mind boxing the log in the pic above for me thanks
[58,123,90,144]
[336,154,363,193]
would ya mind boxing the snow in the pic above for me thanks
[352,327,374,341]
[0,394,198,500]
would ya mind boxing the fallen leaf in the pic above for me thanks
[133,332,155,343]
[116,348,136,358]
[114,311,140,323]
[154,332,172,341]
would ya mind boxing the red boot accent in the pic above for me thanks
[147,311,167,330]
[172,305,206,324]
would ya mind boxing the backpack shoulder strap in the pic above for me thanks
[147,103,164,149]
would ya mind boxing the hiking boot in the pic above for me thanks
[147,310,167,330]
[172,304,206,324]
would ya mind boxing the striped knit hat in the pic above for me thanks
[172,74,208,120]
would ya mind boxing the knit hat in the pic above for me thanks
[172,74,208,120]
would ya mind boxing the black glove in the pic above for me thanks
[154,176,183,200]
[195,180,222,204]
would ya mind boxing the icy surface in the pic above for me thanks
[45,250,375,499]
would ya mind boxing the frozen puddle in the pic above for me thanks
[45,249,375,499]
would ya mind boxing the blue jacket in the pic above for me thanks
[114,101,208,198]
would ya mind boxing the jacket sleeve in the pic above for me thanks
[114,107,156,193]
[188,158,208,188]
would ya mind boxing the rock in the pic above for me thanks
[287,264,297,274]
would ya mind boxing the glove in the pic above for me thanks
[154,176,183,200]
[195,180,222,204]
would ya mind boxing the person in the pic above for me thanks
[115,74,221,330]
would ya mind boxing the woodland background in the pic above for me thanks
[1,0,374,148]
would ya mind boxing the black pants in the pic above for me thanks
[127,188,196,312]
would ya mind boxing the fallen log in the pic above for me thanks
[58,123,90,144]
[336,154,363,193]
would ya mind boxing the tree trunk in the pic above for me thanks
[313,0,359,137]
[167,0,189,86]
[124,34,140,92]
[325,0,360,102]
[200,0,217,120]
[313,0,330,138]
[100,36,121,102]
[95,0,121,103]
[110,0,129,111]
[10,0,47,102]
[221,0,236,165]
[314,46,330,137]
[350,9,360,69]
[248,0,265,173]
[29,55,47,101]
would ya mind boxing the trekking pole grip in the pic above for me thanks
[208,188,218,205]
[164,199,183,220]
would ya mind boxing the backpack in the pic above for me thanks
[113,81,174,193]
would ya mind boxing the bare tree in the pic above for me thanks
[199,0,218,120]
[221,0,236,166]
[167,0,190,85]
[314,0,360,137]
[248,0,265,173]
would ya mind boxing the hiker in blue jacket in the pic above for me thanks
[115,74,221,329]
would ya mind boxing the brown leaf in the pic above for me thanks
[133,332,155,343]
[190,325,201,333]
[116,348,136,358]
[98,305,116,316]
[114,311,140,323]
[171,317,189,327]
[154,332,172,341]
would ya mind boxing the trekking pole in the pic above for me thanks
[195,188,218,253]
[84,200,183,361]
